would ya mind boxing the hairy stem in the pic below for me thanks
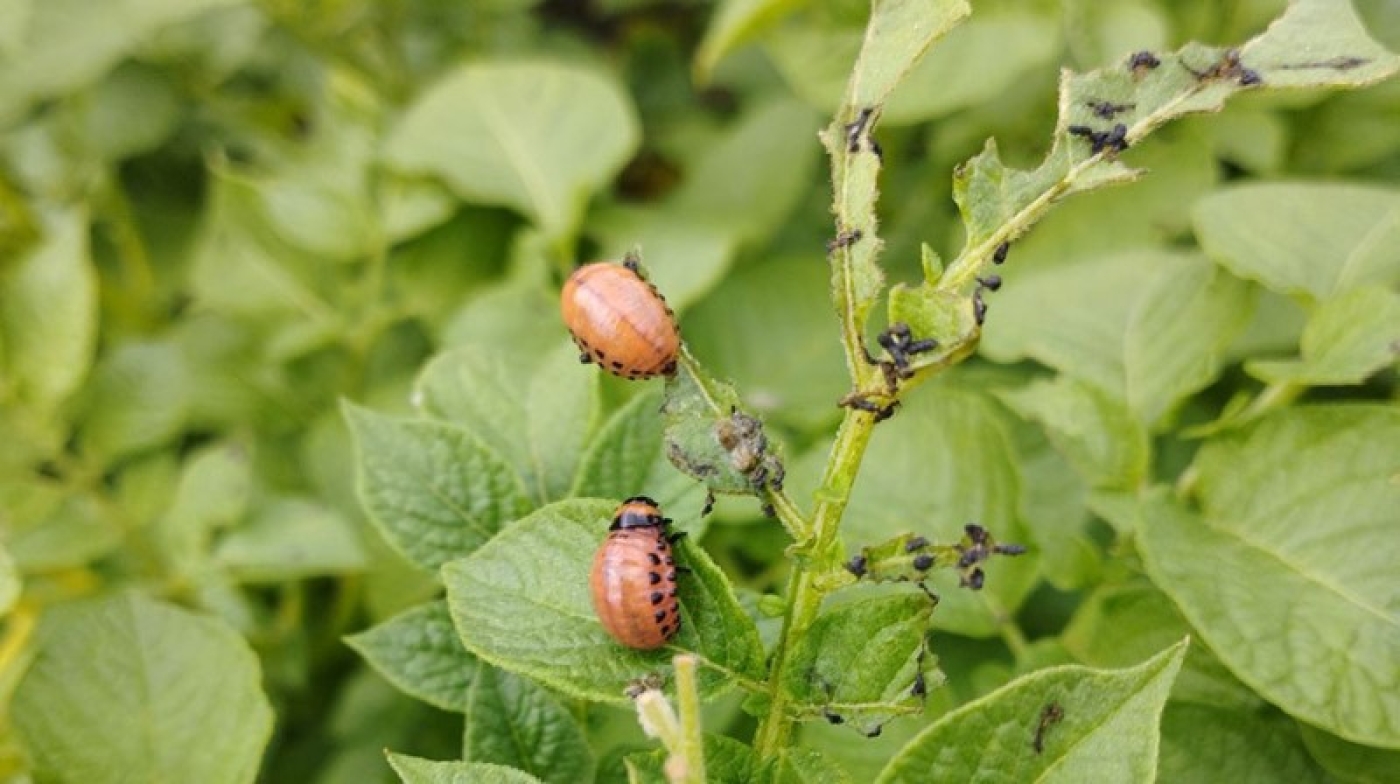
[753,405,878,754]
[674,654,706,784]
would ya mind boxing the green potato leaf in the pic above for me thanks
[0,208,95,416]
[781,592,939,736]
[1159,703,1331,783]
[1247,284,1400,385]
[875,639,1187,783]
[463,668,595,784]
[1194,183,1400,301]
[1138,405,1400,748]
[12,592,273,784]
[442,499,764,705]
[1298,722,1400,784]
[996,375,1150,491]
[345,403,531,572]
[347,600,481,713]
[388,753,545,784]
[981,250,1253,426]
[415,342,600,505]
[383,61,639,249]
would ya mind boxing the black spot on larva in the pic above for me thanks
[653,610,667,623]
[648,552,661,566]
[611,360,624,369]
[649,572,661,585]
[650,591,664,605]
[666,571,677,582]
[664,556,675,566]
[913,554,933,571]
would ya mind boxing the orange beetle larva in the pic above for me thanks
[590,496,681,650]
[560,260,680,380]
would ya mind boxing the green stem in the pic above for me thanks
[674,654,706,784]
[751,102,892,761]
[752,406,878,754]
[1236,380,1304,423]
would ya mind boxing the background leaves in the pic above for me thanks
[1138,406,1400,749]
[0,0,1397,782]
[875,640,1187,783]
[383,61,639,253]
[11,592,272,784]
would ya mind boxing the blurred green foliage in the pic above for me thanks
[1,0,1398,782]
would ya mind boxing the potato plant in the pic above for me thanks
[1,1,1398,782]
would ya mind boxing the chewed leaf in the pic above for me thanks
[661,363,786,500]
[819,0,971,375]
[945,0,1400,290]
[1241,0,1400,89]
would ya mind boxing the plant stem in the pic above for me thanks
[752,405,878,754]
[673,654,706,784]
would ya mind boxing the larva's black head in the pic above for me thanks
[612,496,669,530]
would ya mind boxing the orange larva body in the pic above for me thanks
[590,497,681,650]
[561,262,680,380]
